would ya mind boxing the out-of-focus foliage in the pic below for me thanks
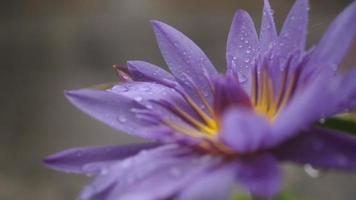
[231,190,301,200]
[319,113,356,135]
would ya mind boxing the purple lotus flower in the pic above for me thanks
[45,0,356,199]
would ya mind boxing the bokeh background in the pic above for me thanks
[1,0,355,199]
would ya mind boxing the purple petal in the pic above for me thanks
[79,144,222,200]
[43,143,159,174]
[109,82,182,114]
[109,81,203,130]
[275,128,356,170]
[272,69,356,144]
[126,60,178,87]
[213,75,251,118]
[309,1,356,70]
[220,108,273,153]
[65,89,152,137]
[236,154,282,197]
[178,162,236,200]
[277,0,309,62]
[260,0,278,53]
[151,20,217,108]
[226,10,259,93]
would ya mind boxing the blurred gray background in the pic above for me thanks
[1,0,355,199]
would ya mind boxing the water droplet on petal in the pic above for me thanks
[113,85,129,92]
[238,74,248,84]
[118,115,127,122]
[139,85,151,92]
[134,96,143,102]
[304,164,320,178]
[121,159,131,169]
[319,118,326,124]
[100,168,108,175]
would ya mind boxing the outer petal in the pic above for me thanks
[277,0,309,62]
[226,10,259,93]
[178,162,236,200]
[79,144,222,200]
[126,60,178,87]
[65,89,151,137]
[151,20,217,108]
[309,1,356,70]
[272,69,356,144]
[236,154,282,197]
[109,82,203,130]
[260,0,278,53]
[43,143,159,174]
[220,108,273,153]
[275,128,356,170]
[66,82,201,141]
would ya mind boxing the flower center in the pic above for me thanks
[251,60,301,121]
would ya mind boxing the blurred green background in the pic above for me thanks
[1,0,355,199]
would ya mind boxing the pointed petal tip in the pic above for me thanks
[150,20,168,30]
[233,9,249,18]
[64,89,88,103]
[42,153,63,169]
[64,89,77,98]
[126,60,145,67]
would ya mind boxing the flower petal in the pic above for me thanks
[43,143,159,174]
[65,89,151,137]
[151,20,217,108]
[178,162,236,200]
[272,69,356,144]
[236,154,282,197]
[126,60,178,87]
[109,81,203,131]
[277,0,309,62]
[309,1,356,70]
[275,128,356,170]
[226,10,259,93]
[220,108,272,153]
[79,144,222,200]
[213,75,251,118]
[260,0,278,53]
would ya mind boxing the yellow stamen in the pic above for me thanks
[172,106,217,135]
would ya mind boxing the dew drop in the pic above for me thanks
[238,74,248,84]
[118,115,127,122]
[139,85,151,92]
[134,96,143,102]
[246,49,251,54]
[114,85,129,92]
[121,159,132,169]
[319,118,326,124]
[100,168,108,175]
[304,164,320,178]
